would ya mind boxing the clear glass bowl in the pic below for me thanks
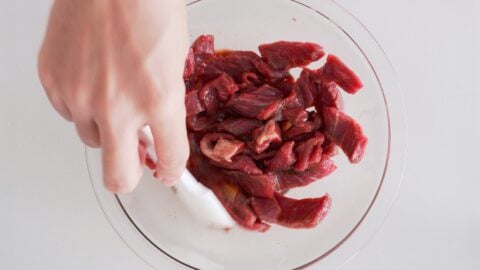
[86,0,407,269]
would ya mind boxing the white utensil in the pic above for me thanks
[139,126,235,229]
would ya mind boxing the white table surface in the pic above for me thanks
[1,0,479,269]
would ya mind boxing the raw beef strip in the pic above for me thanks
[190,51,260,87]
[259,41,325,71]
[251,193,331,229]
[319,54,363,94]
[213,50,263,82]
[322,106,367,163]
[277,159,336,191]
[250,197,282,223]
[274,193,331,228]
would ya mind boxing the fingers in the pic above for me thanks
[75,118,101,147]
[150,97,189,186]
[100,122,143,194]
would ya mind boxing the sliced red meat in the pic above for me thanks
[218,118,263,137]
[200,133,245,163]
[210,155,262,175]
[181,36,367,232]
[227,84,284,119]
[322,107,367,163]
[251,197,282,223]
[252,119,282,153]
[259,41,325,71]
[185,90,205,116]
[319,54,363,94]
[189,51,259,87]
[277,159,336,191]
[191,34,215,54]
[293,133,325,171]
[274,193,331,229]
[214,50,263,82]
[282,108,308,125]
[251,193,332,228]
[265,141,296,172]
[223,171,277,198]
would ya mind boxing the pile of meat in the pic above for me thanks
[165,35,366,232]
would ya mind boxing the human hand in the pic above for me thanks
[38,0,190,193]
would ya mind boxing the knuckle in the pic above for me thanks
[94,98,121,125]
[68,91,90,113]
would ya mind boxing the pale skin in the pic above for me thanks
[38,0,190,193]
